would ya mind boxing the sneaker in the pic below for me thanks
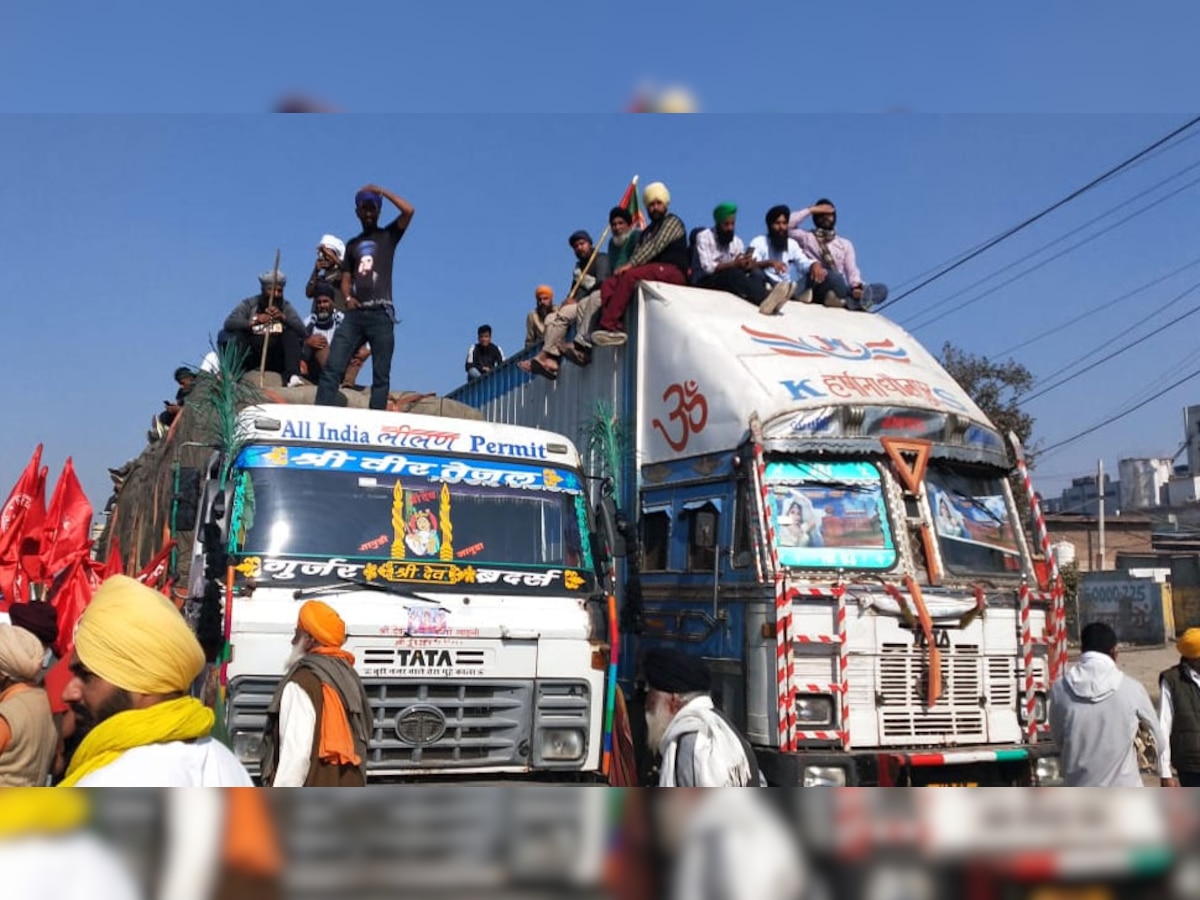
[793,285,814,305]
[823,290,845,309]
[758,281,793,316]
[857,283,887,312]
[592,330,628,347]
[287,375,307,388]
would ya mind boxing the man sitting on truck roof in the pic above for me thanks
[261,600,372,787]
[524,284,557,349]
[519,228,614,379]
[643,648,763,786]
[607,205,642,269]
[693,202,793,316]
[57,575,253,786]
[301,284,360,387]
[788,199,887,311]
[223,270,308,387]
[749,205,829,307]
[591,181,688,347]
[465,324,505,381]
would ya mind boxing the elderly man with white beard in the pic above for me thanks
[641,648,763,787]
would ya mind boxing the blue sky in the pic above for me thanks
[4,113,1200,515]
[3,1,1200,517]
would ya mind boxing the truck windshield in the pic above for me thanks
[228,445,592,591]
[764,460,897,570]
[925,465,1022,576]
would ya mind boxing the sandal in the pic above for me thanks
[559,343,592,368]
[520,358,559,381]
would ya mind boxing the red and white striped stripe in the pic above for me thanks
[1018,582,1038,742]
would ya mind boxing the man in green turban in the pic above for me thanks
[691,202,792,315]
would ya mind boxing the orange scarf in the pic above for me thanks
[309,646,361,767]
[222,788,284,876]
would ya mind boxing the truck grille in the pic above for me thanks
[878,644,985,741]
[227,676,589,774]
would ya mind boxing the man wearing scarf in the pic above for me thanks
[642,648,763,786]
[262,600,372,787]
[57,575,252,786]
[789,199,889,311]
[0,624,57,785]
[592,182,688,346]
[1159,627,1200,786]
[607,205,642,270]
[693,202,794,315]
[223,269,309,387]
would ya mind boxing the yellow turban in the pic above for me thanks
[0,625,44,682]
[1179,627,1200,660]
[299,600,347,648]
[643,182,670,206]
[75,575,205,695]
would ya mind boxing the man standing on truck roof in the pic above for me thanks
[1158,627,1200,787]
[261,600,372,787]
[692,202,794,315]
[591,181,688,347]
[57,575,253,786]
[1049,621,1165,787]
[789,199,887,311]
[315,184,415,410]
[642,648,763,786]
[223,270,308,387]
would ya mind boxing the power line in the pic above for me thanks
[899,159,1200,332]
[1038,365,1200,457]
[991,253,1200,358]
[889,127,1200,294]
[881,115,1200,310]
[1024,281,1200,401]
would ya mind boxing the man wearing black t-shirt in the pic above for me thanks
[315,183,414,409]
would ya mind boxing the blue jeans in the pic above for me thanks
[316,307,395,409]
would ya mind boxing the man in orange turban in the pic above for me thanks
[1158,627,1200,787]
[525,284,557,349]
[261,600,372,786]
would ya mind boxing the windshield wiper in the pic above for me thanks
[947,488,1007,526]
[292,577,447,606]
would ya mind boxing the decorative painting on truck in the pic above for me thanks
[925,467,1022,576]
[764,461,897,570]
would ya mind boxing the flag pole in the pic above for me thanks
[258,249,282,388]
[565,175,639,304]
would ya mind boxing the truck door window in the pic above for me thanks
[683,500,720,572]
[763,460,897,570]
[640,506,672,571]
[925,466,1022,577]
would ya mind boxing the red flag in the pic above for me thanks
[17,465,49,590]
[0,446,45,609]
[41,458,94,580]
[103,534,125,579]
[136,540,177,593]
[48,555,101,659]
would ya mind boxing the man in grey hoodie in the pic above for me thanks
[1049,622,1164,786]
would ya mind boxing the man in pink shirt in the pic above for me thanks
[789,199,888,311]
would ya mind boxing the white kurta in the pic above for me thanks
[1,833,144,900]
[270,681,317,787]
[74,738,253,787]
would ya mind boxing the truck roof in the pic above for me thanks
[239,402,585,467]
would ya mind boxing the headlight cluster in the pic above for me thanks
[539,728,585,762]
[795,694,835,726]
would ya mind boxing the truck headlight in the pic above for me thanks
[795,694,834,726]
[803,765,848,787]
[231,729,264,765]
[1034,755,1062,786]
[540,728,585,762]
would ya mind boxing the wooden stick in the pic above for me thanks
[565,225,612,304]
[258,248,281,388]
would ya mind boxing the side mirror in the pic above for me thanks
[692,509,717,549]
[595,496,628,559]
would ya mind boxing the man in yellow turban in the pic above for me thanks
[261,599,372,786]
[57,575,252,786]
[1158,627,1200,787]
[525,284,558,349]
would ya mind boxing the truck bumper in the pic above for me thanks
[758,743,1062,786]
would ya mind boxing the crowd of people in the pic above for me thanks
[520,183,889,381]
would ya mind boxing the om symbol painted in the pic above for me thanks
[652,381,708,453]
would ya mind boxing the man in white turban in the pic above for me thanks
[0,624,58,785]
[57,575,252,787]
